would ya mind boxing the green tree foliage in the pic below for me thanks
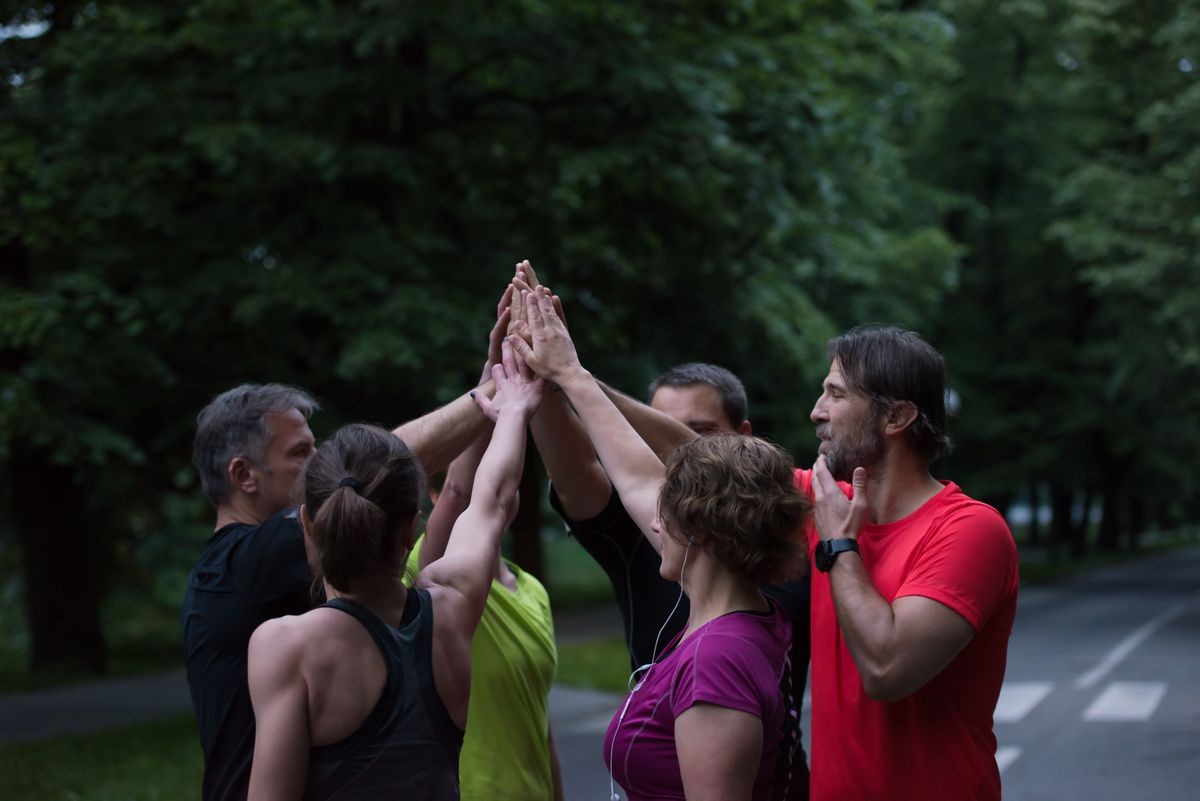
[1,0,956,671]
[919,0,1199,553]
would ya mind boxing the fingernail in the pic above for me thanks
[469,390,476,399]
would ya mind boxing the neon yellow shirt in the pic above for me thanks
[405,538,558,800]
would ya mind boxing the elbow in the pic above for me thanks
[439,478,472,513]
[859,664,916,703]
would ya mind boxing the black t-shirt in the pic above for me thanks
[181,508,314,801]
[550,483,811,801]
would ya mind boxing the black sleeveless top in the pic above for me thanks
[304,589,464,801]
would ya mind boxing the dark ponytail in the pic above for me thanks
[303,424,424,593]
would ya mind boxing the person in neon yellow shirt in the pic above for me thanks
[405,323,563,801]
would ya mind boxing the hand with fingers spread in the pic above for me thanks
[811,455,870,542]
[473,337,545,423]
[509,286,583,386]
[510,268,567,349]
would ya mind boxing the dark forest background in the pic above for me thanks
[1,0,1197,678]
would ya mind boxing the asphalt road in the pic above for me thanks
[548,545,1200,801]
[3,546,1195,800]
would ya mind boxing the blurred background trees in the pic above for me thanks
[1,0,1196,676]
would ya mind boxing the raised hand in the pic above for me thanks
[473,337,545,422]
[510,265,567,348]
[811,455,870,542]
[510,286,583,386]
[481,284,513,384]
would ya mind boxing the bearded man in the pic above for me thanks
[802,326,1018,801]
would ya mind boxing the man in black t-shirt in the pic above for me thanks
[183,381,494,801]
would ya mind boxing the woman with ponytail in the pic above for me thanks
[245,338,544,801]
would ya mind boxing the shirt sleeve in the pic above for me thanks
[237,509,312,605]
[894,503,1018,633]
[669,633,774,720]
[549,481,645,555]
[402,533,423,587]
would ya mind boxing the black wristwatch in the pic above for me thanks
[815,538,860,573]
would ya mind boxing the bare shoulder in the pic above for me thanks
[249,608,360,675]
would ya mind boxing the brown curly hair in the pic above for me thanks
[658,434,809,583]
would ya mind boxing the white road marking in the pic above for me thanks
[995,746,1021,774]
[1082,681,1167,722]
[1075,599,1191,689]
[994,681,1054,723]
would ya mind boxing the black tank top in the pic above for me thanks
[304,589,464,801]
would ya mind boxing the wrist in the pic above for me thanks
[555,366,591,392]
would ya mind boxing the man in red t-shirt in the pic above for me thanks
[803,326,1018,801]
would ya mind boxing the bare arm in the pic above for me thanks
[512,287,664,549]
[419,339,542,622]
[530,376,614,522]
[599,380,698,462]
[419,297,511,570]
[548,723,565,801]
[675,705,762,801]
[419,428,491,571]
[391,384,495,476]
[510,264,612,521]
[247,622,310,801]
[811,457,975,701]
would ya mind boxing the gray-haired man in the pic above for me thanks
[182,382,490,801]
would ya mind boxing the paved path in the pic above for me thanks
[0,603,625,746]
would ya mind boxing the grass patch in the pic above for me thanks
[556,636,631,694]
[540,533,616,610]
[0,714,201,801]
[1018,528,1200,585]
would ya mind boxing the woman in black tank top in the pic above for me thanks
[245,337,545,801]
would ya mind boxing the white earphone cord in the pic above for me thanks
[607,539,692,801]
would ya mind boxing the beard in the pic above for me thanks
[818,413,885,482]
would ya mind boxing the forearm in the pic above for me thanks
[828,553,904,700]
[468,405,529,519]
[421,429,492,570]
[599,380,697,461]
[530,388,611,521]
[392,381,495,475]
[557,369,663,540]
[548,725,564,801]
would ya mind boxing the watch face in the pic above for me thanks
[814,542,833,573]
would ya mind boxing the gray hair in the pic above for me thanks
[192,383,319,507]
[648,363,749,429]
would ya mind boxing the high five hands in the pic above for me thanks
[472,336,544,422]
[509,285,583,386]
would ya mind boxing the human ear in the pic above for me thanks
[228,457,258,495]
[884,401,919,437]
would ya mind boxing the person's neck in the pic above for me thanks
[325,573,409,626]
[214,497,272,531]
[862,448,945,525]
[681,553,767,638]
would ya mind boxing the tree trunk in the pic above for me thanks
[1073,482,1094,558]
[510,435,544,580]
[1048,482,1078,560]
[11,445,108,673]
[1027,480,1042,546]
[1096,459,1125,551]
[1127,498,1145,550]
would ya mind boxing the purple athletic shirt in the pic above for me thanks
[603,601,792,801]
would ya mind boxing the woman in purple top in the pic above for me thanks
[512,286,810,801]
